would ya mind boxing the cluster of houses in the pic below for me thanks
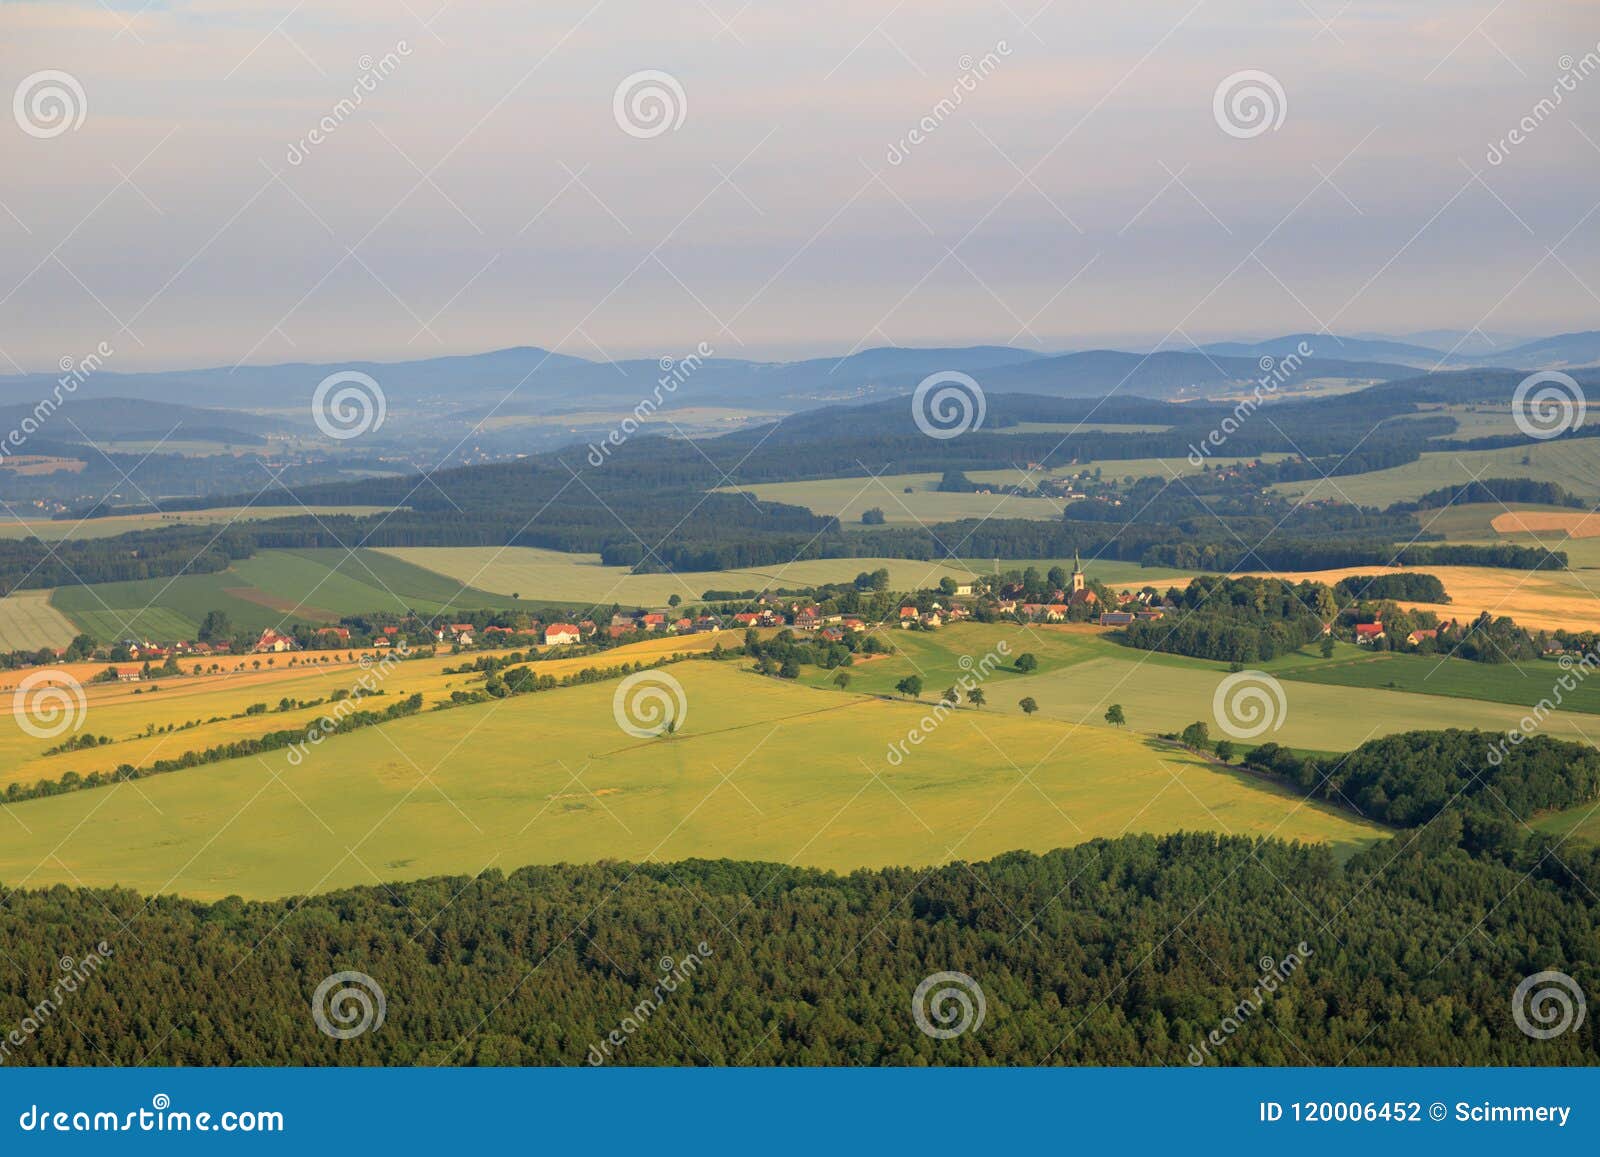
[1353,620,1456,647]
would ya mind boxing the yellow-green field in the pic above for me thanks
[0,659,1383,900]
[1276,438,1600,506]
[0,589,79,650]
[0,505,395,541]
[379,547,1195,606]
[0,633,730,792]
[812,624,1600,752]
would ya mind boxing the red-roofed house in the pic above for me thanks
[1355,622,1385,644]
[544,623,581,646]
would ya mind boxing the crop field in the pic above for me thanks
[0,506,394,541]
[0,659,1384,900]
[382,546,1196,606]
[0,589,80,650]
[1491,510,1600,538]
[816,623,1600,752]
[715,473,1069,524]
[47,548,530,642]
[1278,650,1600,714]
[1275,438,1600,506]
[1239,562,1600,633]
[0,632,732,794]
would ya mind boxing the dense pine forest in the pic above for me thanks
[1,824,1596,1066]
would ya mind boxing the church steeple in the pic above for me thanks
[1071,550,1085,594]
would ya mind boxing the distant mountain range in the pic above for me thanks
[1,331,1596,437]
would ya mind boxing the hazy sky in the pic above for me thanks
[1,0,1596,371]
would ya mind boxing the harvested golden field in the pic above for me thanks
[1244,564,1600,633]
[1491,510,1600,538]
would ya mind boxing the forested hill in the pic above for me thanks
[1,831,1595,1066]
[12,373,1581,589]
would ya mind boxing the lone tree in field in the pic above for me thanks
[832,671,852,690]
[943,685,960,707]
[1019,697,1039,715]
[896,675,924,699]
[1105,703,1126,728]
[1015,652,1038,673]
[1180,721,1211,751]
[966,687,986,709]
[1214,739,1235,764]
[1321,635,1336,659]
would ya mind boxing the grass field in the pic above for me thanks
[382,547,1197,607]
[0,659,1384,899]
[0,632,732,794]
[0,589,79,650]
[1279,650,1600,715]
[1276,438,1600,506]
[716,473,1069,524]
[0,506,394,541]
[810,623,1600,752]
[48,548,529,642]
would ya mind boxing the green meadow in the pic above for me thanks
[48,548,531,642]
[0,660,1383,900]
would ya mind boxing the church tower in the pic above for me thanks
[1071,550,1085,594]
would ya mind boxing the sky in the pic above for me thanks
[1,0,1597,372]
